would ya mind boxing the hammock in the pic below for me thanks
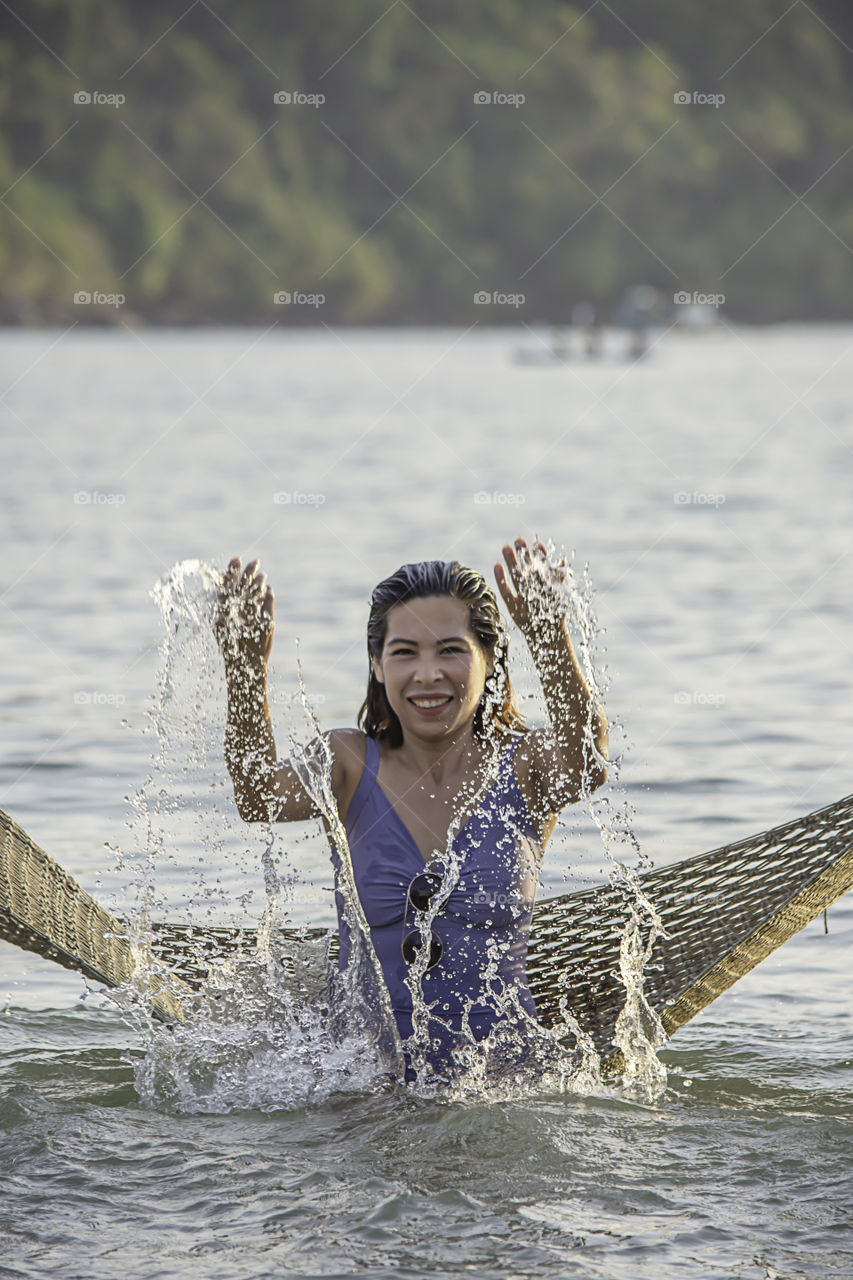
[2,795,852,1064]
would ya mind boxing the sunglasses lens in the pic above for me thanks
[401,929,443,969]
[408,870,443,912]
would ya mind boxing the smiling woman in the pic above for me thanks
[213,539,609,1081]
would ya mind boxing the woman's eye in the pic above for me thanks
[389,647,462,656]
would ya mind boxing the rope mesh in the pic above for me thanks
[2,794,852,1054]
[0,808,190,1023]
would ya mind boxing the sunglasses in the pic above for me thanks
[401,869,444,970]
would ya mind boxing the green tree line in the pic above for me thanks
[1,0,851,324]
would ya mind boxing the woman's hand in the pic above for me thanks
[494,537,570,640]
[214,556,275,669]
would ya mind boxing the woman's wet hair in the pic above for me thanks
[357,560,527,746]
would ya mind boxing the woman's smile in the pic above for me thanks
[407,693,454,715]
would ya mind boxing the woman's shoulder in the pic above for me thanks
[326,728,371,813]
[497,726,533,767]
[326,727,370,771]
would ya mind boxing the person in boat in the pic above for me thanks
[214,538,609,1079]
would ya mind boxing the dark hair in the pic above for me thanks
[357,560,527,747]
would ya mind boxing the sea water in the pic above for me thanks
[1,325,852,1278]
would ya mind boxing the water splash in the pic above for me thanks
[511,539,668,1098]
[123,553,665,1111]
[284,668,404,1075]
[124,559,404,1111]
[133,941,395,1113]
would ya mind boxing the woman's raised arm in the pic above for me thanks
[495,537,609,813]
[214,556,320,823]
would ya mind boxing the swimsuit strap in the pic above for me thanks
[362,734,381,782]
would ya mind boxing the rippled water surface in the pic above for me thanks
[1,325,852,1278]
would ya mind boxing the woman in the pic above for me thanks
[215,538,609,1080]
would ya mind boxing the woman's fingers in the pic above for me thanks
[494,561,512,599]
[218,556,241,595]
[217,556,271,616]
[503,540,523,573]
[501,536,565,582]
[503,537,536,590]
[213,555,274,663]
[501,536,570,599]
[495,557,528,628]
[526,537,569,579]
[247,571,267,599]
[222,558,268,610]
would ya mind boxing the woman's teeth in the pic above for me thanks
[409,696,452,707]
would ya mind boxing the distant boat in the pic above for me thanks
[510,324,654,366]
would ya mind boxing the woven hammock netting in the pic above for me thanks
[2,794,852,1058]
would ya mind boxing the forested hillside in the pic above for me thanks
[1,0,851,323]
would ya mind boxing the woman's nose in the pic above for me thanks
[413,661,444,683]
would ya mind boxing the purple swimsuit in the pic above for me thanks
[332,734,540,1072]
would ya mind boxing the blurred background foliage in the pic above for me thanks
[0,0,851,324]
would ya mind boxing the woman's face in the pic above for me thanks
[371,595,492,742]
